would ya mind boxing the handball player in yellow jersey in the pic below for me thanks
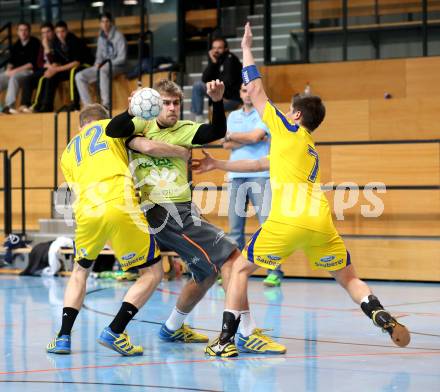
[47,104,191,356]
[200,23,410,357]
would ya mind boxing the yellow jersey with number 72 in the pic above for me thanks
[60,119,142,214]
[262,101,334,233]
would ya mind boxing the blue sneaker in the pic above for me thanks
[46,334,71,354]
[97,327,143,356]
[159,323,209,343]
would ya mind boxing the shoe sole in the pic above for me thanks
[237,346,286,354]
[263,282,281,287]
[391,323,411,347]
[47,349,71,354]
[159,336,209,343]
[205,347,238,358]
[97,338,143,356]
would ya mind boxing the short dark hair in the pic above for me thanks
[99,12,113,22]
[79,104,109,127]
[40,22,54,31]
[55,20,68,29]
[17,22,31,31]
[211,36,228,48]
[291,94,326,132]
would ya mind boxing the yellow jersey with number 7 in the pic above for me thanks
[60,119,140,214]
[262,101,334,233]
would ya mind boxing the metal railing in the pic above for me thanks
[267,0,432,64]
[0,22,12,69]
[1,148,26,238]
[97,59,113,116]
[53,105,72,191]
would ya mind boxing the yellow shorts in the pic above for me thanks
[242,220,349,272]
[74,198,160,271]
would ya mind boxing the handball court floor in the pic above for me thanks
[1,275,439,392]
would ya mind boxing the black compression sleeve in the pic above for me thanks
[105,110,135,138]
[191,100,227,145]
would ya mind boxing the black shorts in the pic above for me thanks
[145,202,237,282]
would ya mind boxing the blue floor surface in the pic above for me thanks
[1,275,439,391]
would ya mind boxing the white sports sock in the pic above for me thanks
[361,295,370,304]
[224,309,241,319]
[165,307,188,331]
[239,310,256,337]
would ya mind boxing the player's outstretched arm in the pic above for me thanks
[106,91,143,138]
[192,150,269,173]
[241,22,268,118]
[128,137,191,161]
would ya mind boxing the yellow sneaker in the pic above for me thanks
[97,327,143,356]
[237,328,286,354]
[205,337,239,357]
[159,323,209,343]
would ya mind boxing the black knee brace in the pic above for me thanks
[360,295,384,319]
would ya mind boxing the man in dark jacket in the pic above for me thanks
[191,37,242,122]
[0,22,40,114]
[33,20,91,112]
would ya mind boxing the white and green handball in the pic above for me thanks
[130,87,162,120]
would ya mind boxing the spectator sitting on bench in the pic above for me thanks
[18,23,56,113]
[0,22,40,114]
[75,12,127,110]
[31,20,92,112]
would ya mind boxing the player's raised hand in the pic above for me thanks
[191,150,216,173]
[241,22,253,50]
[206,79,225,102]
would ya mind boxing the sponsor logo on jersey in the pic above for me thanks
[267,255,282,261]
[255,255,280,267]
[121,252,136,261]
[320,255,336,263]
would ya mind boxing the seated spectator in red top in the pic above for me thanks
[18,23,56,113]
[32,20,92,112]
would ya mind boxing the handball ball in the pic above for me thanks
[130,88,162,120]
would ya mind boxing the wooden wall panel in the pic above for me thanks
[406,57,440,97]
[0,189,51,232]
[330,144,440,185]
[253,238,440,281]
[193,189,440,237]
[262,59,407,102]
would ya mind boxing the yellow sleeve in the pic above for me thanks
[262,101,300,138]
[60,151,74,186]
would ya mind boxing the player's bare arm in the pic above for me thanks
[192,149,269,173]
[128,137,191,161]
[241,22,268,118]
[222,141,242,150]
[226,128,267,144]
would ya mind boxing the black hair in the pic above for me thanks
[17,21,31,30]
[99,12,113,22]
[211,36,228,48]
[55,20,68,29]
[40,22,54,30]
[291,94,326,132]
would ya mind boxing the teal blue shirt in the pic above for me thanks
[227,107,270,179]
